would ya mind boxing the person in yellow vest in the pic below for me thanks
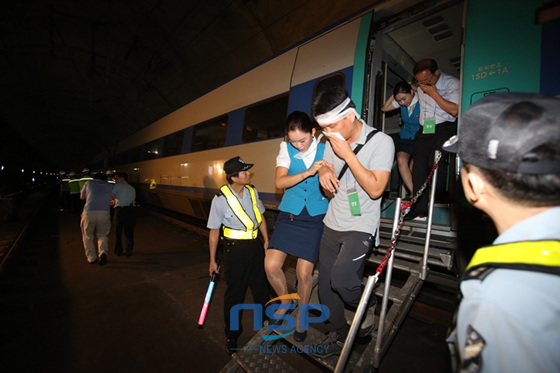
[206,156,270,355]
[444,93,560,372]
[68,171,81,213]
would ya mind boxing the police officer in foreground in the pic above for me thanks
[445,93,560,372]
[206,156,270,355]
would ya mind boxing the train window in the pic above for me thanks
[162,130,185,157]
[191,115,228,152]
[242,94,289,143]
[130,145,143,163]
[143,139,159,160]
[312,74,346,103]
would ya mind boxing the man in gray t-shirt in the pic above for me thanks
[310,86,394,358]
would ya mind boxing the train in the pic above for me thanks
[95,0,558,230]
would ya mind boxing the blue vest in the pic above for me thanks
[278,142,329,216]
[399,103,421,140]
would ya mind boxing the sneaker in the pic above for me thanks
[99,253,107,266]
[404,210,427,221]
[358,305,376,337]
[311,332,344,358]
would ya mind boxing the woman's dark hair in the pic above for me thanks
[286,111,314,134]
[393,81,413,97]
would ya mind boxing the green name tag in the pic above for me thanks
[348,187,361,216]
[423,118,436,134]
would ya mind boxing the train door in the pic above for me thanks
[365,0,464,215]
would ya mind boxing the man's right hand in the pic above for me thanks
[318,164,338,194]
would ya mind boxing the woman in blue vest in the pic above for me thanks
[382,81,421,194]
[265,111,329,342]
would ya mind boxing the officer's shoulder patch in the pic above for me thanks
[464,266,495,281]
[461,324,485,372]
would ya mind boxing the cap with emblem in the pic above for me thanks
[224,156,254,175]
[443,92,560,175]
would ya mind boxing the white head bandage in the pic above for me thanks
[315,97,358,125]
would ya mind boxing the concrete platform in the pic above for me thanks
[0,193,453,372]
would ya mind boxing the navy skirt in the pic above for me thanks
[269,207,325,264]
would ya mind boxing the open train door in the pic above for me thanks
[350,2,466,370]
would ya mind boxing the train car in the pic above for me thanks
[101,0,558,229]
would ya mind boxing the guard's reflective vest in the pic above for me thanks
[220,184,262,240]
[466,240,560,275]
[69,178,81,194]
[78,175,93,190]
[61,178,71,193]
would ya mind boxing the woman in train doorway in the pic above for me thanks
[265,111,329,343]
[381,81,421,195]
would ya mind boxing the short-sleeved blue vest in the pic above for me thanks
[399,103,421,140]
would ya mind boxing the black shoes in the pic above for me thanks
[293,330,307,343]
[99,253,107,266]
[226,338,238,355]
[268,318,284,326]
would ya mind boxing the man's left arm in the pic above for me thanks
[258,217,269,251]
[345,134,394,199]
[419,76,459,117]
[345,154,391,199]
[254,189,269,250]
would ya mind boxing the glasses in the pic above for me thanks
[417,74,435,86]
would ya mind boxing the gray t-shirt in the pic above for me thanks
[323,121,394,237]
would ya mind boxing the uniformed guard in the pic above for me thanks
[68,171,81,213]
[206,156,270,355]
[444,93,560,372]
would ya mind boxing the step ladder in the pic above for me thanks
[221,152,455,372]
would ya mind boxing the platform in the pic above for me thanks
[0,192,453,372]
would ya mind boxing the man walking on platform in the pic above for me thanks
[80,172,113,265]
[112,172,136,257]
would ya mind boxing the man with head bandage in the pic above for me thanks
[309,86,395,357]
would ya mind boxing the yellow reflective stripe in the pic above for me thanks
[220,185,261,240]
[220,185,255,232]
[246,185,263,227]
[222,227,258,239]
[466,240,560,271]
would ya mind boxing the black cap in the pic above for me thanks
[443,92,560,174]
[224,156,253,175]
